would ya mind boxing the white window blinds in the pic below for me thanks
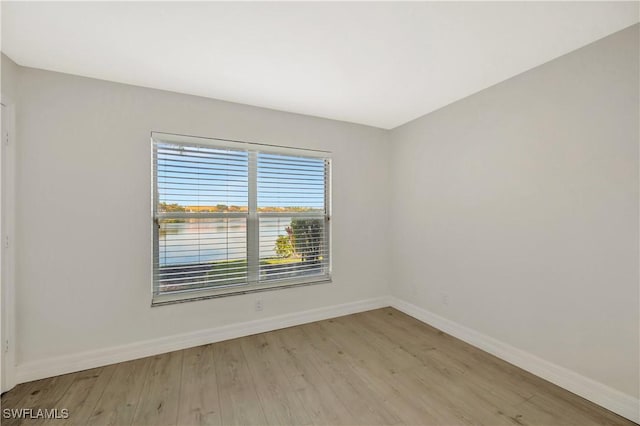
[257,153,330,282]
[152,133,331,304]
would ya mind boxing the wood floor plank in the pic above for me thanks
[176,344,222,426]
[332,315,509,424]
[312,318,460,425]
[262,330,357,426]
[1,381,46,426]
[389,308,634,425]
[276,325,384,425]
[363,308,634,426]
[88,357,151,426]
[213,339,268,426]
[357,309,568,425]
[296,322,403,425]
[45,366,117,426]
[131,351,183,426]
[0,381,39,415]
[320,316,510,425]
[2,373,77,426]
[240,333,313,426]
[358,309,541,400]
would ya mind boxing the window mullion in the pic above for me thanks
[324,158,331,276]
[152,141,159,296]
[247,151,259,284]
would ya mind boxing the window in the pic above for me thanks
[152,132,331,305]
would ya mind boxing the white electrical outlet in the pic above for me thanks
[255,299,264,312]
[441,293,449,306]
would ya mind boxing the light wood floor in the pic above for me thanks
[1,308,635,426]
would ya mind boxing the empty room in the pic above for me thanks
[0,1,638,425]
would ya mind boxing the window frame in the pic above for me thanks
[151,132,332,306]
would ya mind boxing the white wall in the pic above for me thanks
[1,54,21,391]
[12,65,390,366]
[390,24,639,398]
[1,54,20,100]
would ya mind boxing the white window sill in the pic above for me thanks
[151,275,332,307]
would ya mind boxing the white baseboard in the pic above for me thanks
[389,296,640,424]
[14,296,388,384]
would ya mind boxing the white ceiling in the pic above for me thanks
[2,2,638,129]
